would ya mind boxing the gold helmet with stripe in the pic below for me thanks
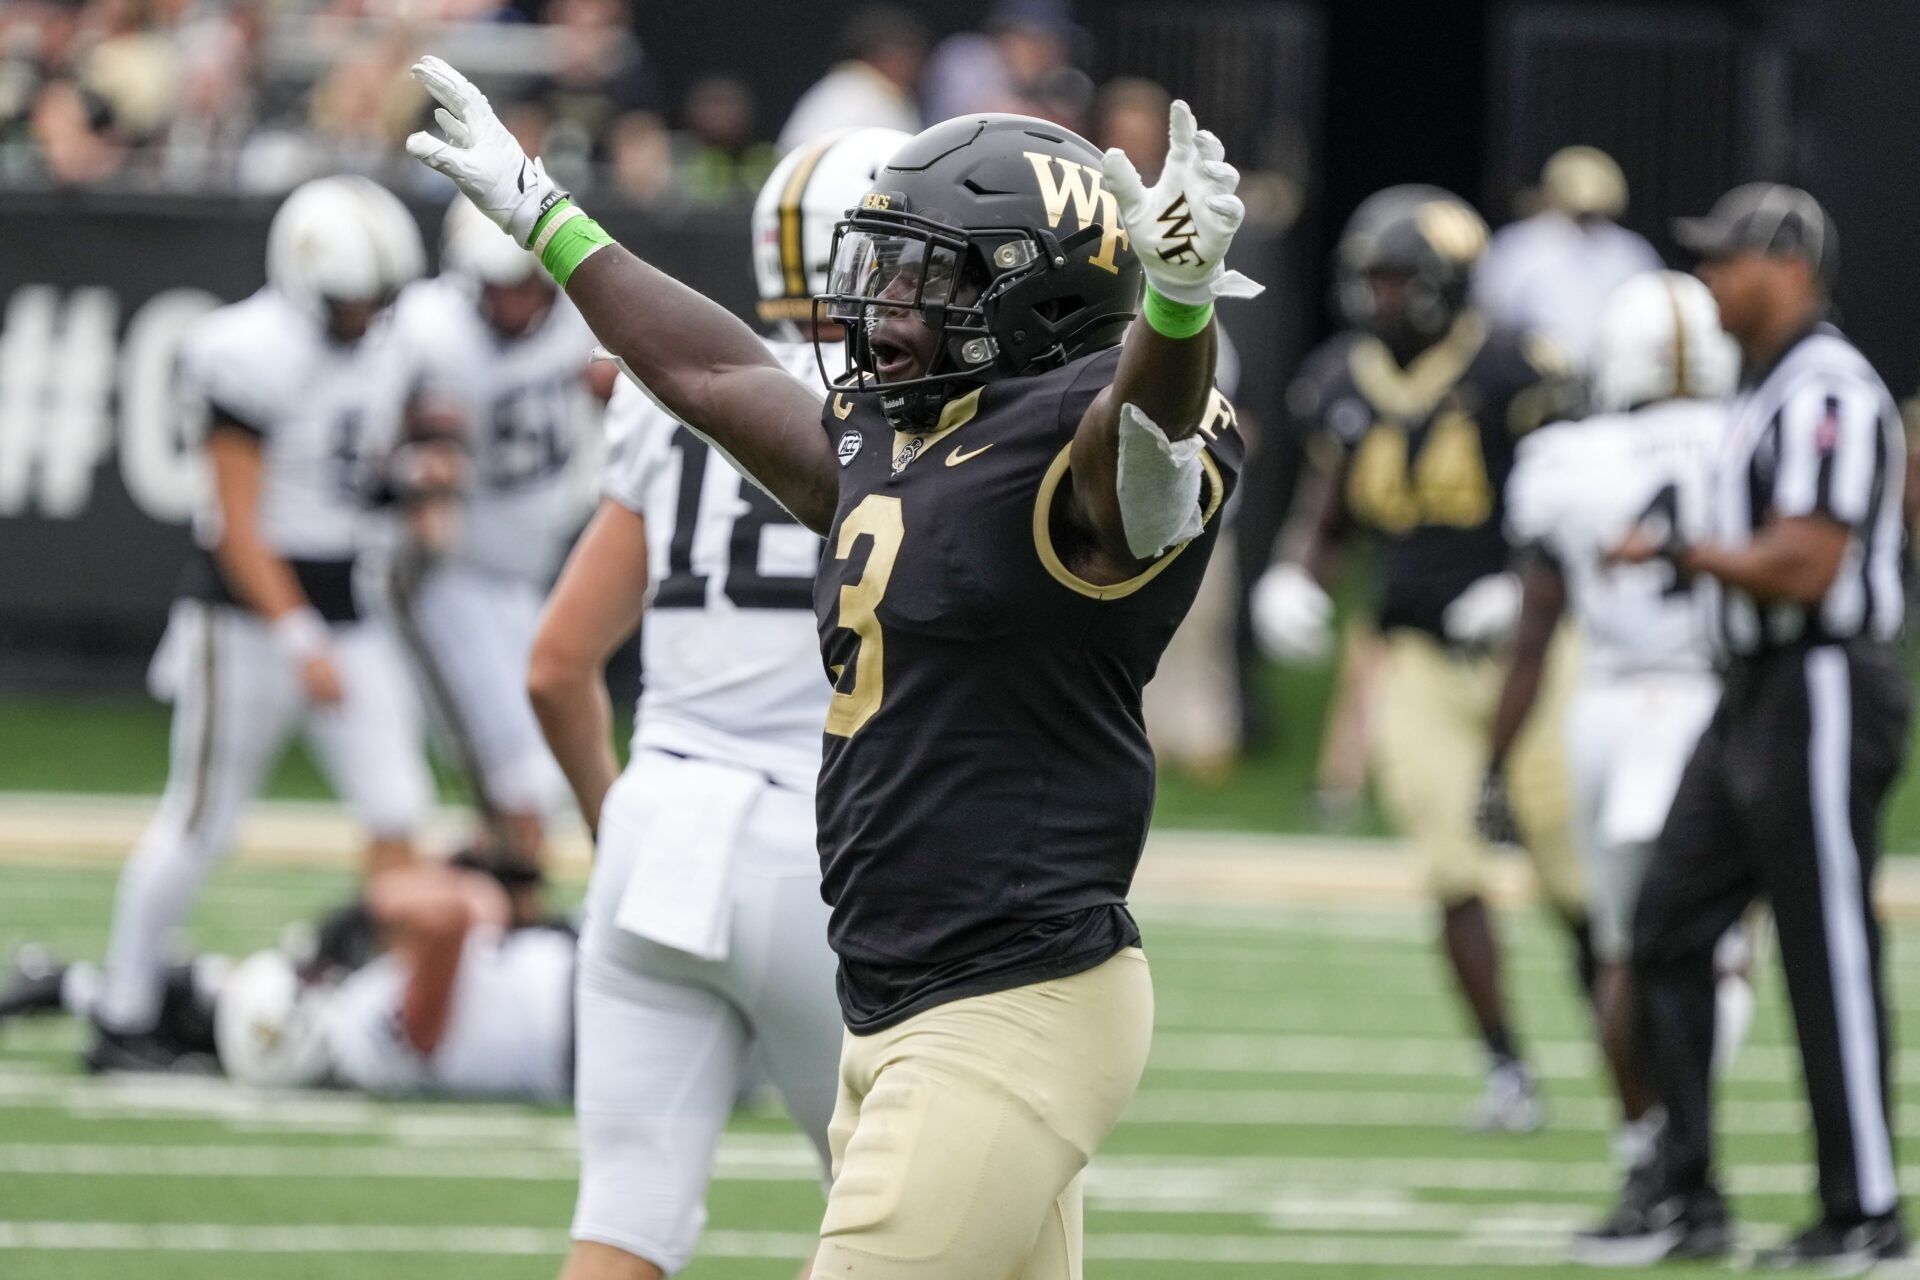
[1334,184,1489,342]
[752,128,913,338]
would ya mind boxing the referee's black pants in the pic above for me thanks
[1633,640,1911,1224]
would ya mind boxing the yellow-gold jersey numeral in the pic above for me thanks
[1345,411,1492,533]
[824,494,904,738]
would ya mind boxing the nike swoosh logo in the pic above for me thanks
[833,394,854,420]
[946,443,994,467]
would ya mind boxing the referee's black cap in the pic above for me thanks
[1674,183,1836,279]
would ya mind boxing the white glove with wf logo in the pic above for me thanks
[1101,100,1262,304]
[405,56,566,247]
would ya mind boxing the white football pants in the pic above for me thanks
[96,602,431,1032]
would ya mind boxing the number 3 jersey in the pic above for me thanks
[817,345,1245,1032]
[389,277,598,585]
[600,339,828,793]
[1291,314,1578,636]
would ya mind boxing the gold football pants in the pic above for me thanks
[1372,628,1586,913]
[810,948,1153,1280]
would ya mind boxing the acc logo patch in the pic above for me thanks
[837,432,863,467]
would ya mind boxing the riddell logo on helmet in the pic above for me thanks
[1023,153,1130,275]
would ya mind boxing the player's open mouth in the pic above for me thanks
[869,334,918,381]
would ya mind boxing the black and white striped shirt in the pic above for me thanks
[1705,323,1906,659]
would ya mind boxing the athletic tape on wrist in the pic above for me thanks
[1141,283,1213,339]
[536,207,613,287]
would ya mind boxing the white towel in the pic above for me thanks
[612,754,766,961]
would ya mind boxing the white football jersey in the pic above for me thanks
[323,925,574,1103]
[1507,400,1727,677]
[390,276,598,583]
[600,340,829,791]
[179,287,408,561]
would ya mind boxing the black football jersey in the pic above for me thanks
[1289,314,1577,638]
[813,345,1245,1032]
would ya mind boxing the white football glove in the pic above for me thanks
[1442,572,1522,646]
[1101,100,1262,305]
[405,56,564,247]
[1251,562,1334,664]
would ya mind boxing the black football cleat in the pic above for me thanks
[1568,1175,1733,1267]
[83,1024,217,1075]
[0,945,68,1021]
[1751,1215,1907,1275]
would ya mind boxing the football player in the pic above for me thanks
[1251,185,1590,1132]
[7,858,576,1103]
[409,55,1252,1280]
[377,198,598,866]
[525,126,908,1280]
[1485,271,1754,1190]
[90,177,435,1073]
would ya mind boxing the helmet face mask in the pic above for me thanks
[1334,185,1487,351]
[810,114,1142,430]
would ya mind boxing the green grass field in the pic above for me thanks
[0,852,1912,1278]
[13,676,1920,843]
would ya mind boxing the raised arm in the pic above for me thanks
[1065,101,1261,576]
[405,57,838,531]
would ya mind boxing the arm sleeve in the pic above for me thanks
[1772,377,1886,526]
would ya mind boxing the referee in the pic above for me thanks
[1576,185,1912,1269]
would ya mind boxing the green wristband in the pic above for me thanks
[534,203,614,286]
[1141,284,1213,339]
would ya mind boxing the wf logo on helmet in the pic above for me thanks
[1023,153,1130,275]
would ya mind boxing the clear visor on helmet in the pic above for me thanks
[824,230,962,324]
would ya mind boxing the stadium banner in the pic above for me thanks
[0,190,1294,688]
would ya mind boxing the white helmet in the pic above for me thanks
[214,950,336,1088]
[1589,270,1739,412]
[751,126,913,337]
[441,195,540,286]
[267,175,427,316]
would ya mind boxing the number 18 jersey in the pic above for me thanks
[600,340,828,792]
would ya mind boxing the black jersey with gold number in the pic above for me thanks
[1291,314,1577,636]
[814,345,1244,1032]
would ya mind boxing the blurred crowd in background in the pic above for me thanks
[0,0,1209,201]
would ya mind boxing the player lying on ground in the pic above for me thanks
[1479,270,1755,1193]
[3,855,577,1102]
[526,127,907,1280]
[409,54,1255,1280]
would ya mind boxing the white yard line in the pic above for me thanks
[0,1137,1871,1204]
[0,1062,1827,1139]
[0,1220,1572,1268]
